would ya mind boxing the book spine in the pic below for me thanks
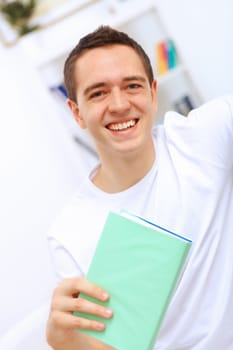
[174,95,194,116]
[166,39,177,69]
[156,39,178,75]
[156,41,168,75]
[50,83,68,99]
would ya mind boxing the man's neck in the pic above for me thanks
[92,139,155,193]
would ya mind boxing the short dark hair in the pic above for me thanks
[63,25,154,102]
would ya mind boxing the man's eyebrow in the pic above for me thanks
[83,76,147,96]
[83,82,105,96]
[122,75,147,83]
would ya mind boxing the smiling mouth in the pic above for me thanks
[106,119,139,131]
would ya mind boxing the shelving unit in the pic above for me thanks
[17,0,203,158]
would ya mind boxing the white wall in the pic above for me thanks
[0,44,96,344]
[156,0,233,100]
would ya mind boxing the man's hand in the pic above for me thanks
[46,277,114,349]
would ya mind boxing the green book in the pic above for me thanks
[75,210,192,350]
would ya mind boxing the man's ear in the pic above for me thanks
[66,99,87,129]
[151,80,158,113]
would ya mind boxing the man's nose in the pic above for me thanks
[108,89,130,114]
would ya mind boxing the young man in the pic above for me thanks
[46,26,233,349]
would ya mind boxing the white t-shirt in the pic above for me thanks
[48,95,233,350]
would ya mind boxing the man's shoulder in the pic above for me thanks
[157,94,233,169]
[190,94,233,119]
[47,191,109,240]
[47,194,86,239]
[161,94,233,132]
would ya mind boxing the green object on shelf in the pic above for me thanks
[0,0,39,36]
[166,39,177,69]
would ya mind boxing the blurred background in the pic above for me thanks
[0,0,232,349]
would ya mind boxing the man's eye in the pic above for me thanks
[89,91,105,99]
[128,83,141,90]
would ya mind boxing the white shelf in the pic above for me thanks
[19,0,156,69]
[157,65,186,86]
[31,0,95,26]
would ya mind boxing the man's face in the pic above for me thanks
[69,44,157,158]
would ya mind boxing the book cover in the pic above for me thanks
[166,39,177,69]
[156,41,168,75]
[75,211,192,350]
[174,95,195,116]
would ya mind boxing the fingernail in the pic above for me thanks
[104,308,113,317]
[96,323,105,331]
[101,292,108,300]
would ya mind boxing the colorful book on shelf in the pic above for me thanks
[156,41,168,75]
[174,95,195,116]
[156,39,177,75]
[166,39,177,69]
[74,210,192,350]
[50,83,68,99]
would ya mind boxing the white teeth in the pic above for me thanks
[109,119,136,131]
